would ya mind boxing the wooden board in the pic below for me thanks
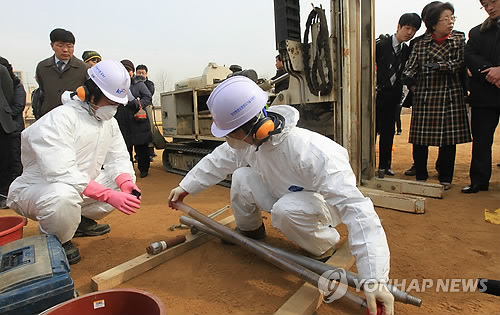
[91,216,236,291]
[359,187,426,214]
[362,177,444,199]
[274,238,355,315]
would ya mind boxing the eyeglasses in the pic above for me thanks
[90,58,101,63]
[225,129,252,141]
[438,15,456,23]
[54,42,74,49]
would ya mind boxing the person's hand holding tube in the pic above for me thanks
[83,180,141,215]
[364,281,394,315]
[168,186,188,209]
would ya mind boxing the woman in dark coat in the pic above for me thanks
[115,60,153,178]
[402,2,471,189]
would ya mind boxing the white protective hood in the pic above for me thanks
[9,91,134,195]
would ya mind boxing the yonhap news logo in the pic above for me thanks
[317,268,349,302]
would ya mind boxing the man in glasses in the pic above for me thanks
[462,0,500,193]
[35,28,88,117]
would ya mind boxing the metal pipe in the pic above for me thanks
[176,203,367,310]
[146,235,187,255]
[270,72,290,86]
[180,215,422,307]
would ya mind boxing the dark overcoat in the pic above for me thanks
[403,31,471,146]
[35,55,88,116]
[465,18,500,109]
[114,77,153,146]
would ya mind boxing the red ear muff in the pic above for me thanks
[253,118,275,140]
[75,86,89,102]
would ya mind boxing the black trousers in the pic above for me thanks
[395,105,402,132]
[0,129,13,198]
[128,143,150,174]
[376,88,401,169]
[413,144,456,183]
[469,107,500,187]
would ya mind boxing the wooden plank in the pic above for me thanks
[91,216,236,291]
[359,187,426,213]
[274,238,355,315]
[362,177,444,199]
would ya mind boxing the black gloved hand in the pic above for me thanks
[423,63,440,71]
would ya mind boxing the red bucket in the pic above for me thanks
[0,216,27,246]
[41,289,167,315]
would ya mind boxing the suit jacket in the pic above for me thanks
[403,31,471,146]
[0,65,15,134]
[465,17,500,108]
[35,55,88,116]
[376,35,410,91]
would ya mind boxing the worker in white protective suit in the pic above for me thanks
[7,60,141,265]
[168,76,394,315]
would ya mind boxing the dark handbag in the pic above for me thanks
[31,88,44,119]
[134,99,147,121]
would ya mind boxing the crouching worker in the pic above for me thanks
[168,76,394,315]
[7,60,141,265]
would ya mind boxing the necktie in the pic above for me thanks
[390,44,402,85]
[57,60,64,72]
[394,44,402,56]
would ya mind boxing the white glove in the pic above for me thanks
[364,282,394,315]
[168,186,188,209]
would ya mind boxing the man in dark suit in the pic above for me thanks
[462,0,500,193]
[271,55,289,93]
[35,28,88,117]
[376,13,422,176]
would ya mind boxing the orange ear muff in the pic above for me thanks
[75,86,89,102]
[253,118,275,140]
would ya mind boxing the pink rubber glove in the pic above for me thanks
[115,173,141,196]
[83,180,141,215]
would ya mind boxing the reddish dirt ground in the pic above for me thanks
[1,113,499,314]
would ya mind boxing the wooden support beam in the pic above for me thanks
[359,187,426,213]
[91,216,236,291]
[362,177,444,199]
[274,238,355,315]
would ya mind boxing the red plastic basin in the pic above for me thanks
[0,216,27,246]
[41,289,167,315]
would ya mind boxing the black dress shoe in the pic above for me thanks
[404,165,416,176]
[461,184,489,194]
[384,169,395,176]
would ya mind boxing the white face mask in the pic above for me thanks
[94,105,118,121]
[225,137,251,150]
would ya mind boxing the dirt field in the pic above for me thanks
[2,113,499,314]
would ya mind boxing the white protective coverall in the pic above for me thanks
[7,92,135,243]
[179,105,390,281]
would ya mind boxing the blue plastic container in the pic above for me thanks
[0,234,74,315]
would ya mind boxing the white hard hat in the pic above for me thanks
[207,76,268,137]
[88,60,130,104]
